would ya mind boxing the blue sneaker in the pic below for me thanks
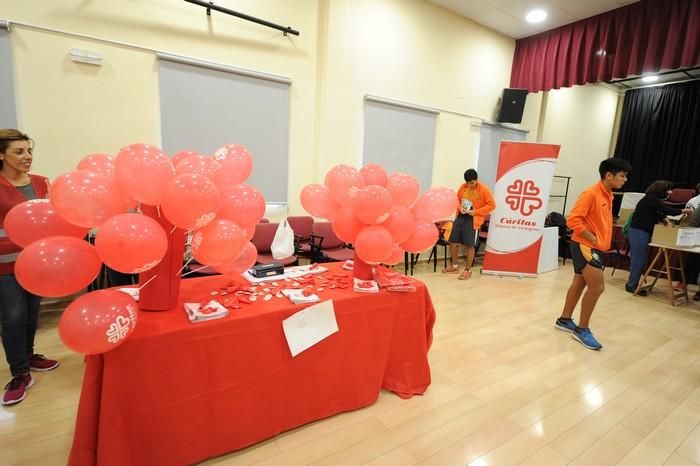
[572,327,602,350]
[555,318,577,333]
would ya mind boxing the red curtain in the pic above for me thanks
[510,0,700,93]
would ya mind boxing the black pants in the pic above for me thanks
[0,274,41,375]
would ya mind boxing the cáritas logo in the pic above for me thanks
[505,179,542,216]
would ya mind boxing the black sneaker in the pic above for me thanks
[625,286,647,296]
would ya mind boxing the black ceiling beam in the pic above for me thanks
[184,0,300,36]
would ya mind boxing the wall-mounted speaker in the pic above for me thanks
[495,88,528,124]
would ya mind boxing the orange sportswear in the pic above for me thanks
[566,181,614,250]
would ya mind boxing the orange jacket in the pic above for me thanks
[567,181,613,250]
[456,181,496,229]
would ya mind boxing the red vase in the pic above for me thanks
[353,252,374,281]
[138,205,186,311]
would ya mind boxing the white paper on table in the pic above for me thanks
[118,287,139,301]
[695,229,700,246]
[282,300,338,357]
[676,228,696,247]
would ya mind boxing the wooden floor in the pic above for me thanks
[2,261,700,465]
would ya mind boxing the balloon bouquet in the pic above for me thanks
[4,144,264,355]
[300,163,458,274]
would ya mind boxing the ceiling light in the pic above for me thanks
[526,9,547,23]
[641,75,659,83]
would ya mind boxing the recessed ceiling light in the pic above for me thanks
[641,75,659,83]
[526,9,547,23]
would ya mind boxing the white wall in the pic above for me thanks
[520,85,622,214]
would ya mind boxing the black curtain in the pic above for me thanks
[614,80,700,193]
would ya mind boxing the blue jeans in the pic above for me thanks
[626,228,651,291]
[0,274,41,375]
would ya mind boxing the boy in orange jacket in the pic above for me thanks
[555,158,631,350]
[442,169,495,280]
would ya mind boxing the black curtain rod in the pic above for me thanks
[183,0,300,36]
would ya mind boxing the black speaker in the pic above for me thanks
[496,88,528,124]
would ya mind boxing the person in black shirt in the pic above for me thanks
[625,181,692,295]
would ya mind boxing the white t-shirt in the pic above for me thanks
[686,194,700,210]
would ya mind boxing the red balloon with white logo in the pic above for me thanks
[15,236,102,297]
[191,219,247,266]
[95,213,168,274]
[210,144,253,189]
[160,174,220,230]
[115,143,175,206]
[59,289,138,354]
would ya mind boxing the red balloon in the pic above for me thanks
[412,187,459,223]
[387,173,420,207]
[360,163,388,187]
[161,174,220,230]
[50,170,129,228]
[15,236,102,297]
[355,185,393,225]
[400,222,439,253]
[240,223,255,241]
[324,165,363,205]
[95,213,168,274]
[217,184,266,227]
[59,289,138,355]
[77,153,115,178]
[300,184,338,219]
[330,207,366,243]
[115,144,175,206]
[210,144,253,188]
[171,150,201,169]
[211,242,258,275]
[4,199,89,247]
[381,206,416,244]
[354,226,393,264]
[175,154,220,178]
[384,245,405,265]
[191,219,246,266]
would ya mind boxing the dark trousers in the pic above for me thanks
[626,228,651,291]
[0,274,41,375]
[106,267,137,287]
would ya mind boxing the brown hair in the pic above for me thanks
[0,129,33,170]
[645,180,673,198]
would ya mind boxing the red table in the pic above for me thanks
[68,264,435,466]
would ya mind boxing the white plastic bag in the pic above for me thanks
[271,218,295,259]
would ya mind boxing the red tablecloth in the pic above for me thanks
[68,264,435,466]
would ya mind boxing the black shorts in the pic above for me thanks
[448,214,478,247]
[570,241,604,274]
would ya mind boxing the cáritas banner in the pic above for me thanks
[482,141,560,276]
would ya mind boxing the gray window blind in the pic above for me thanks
[0,23,17,128]
[362,97,437,191]
[476,122,527,190]
[158,55,291,203]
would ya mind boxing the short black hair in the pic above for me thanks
[464,169,478,182]
[598,157,631,179]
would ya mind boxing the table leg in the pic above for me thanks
[636,247,663,295]
[663,249,674,305]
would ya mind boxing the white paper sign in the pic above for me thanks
[676,228,697,247]
[282,300,338,357]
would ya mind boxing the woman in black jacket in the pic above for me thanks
[625,181,693,295]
